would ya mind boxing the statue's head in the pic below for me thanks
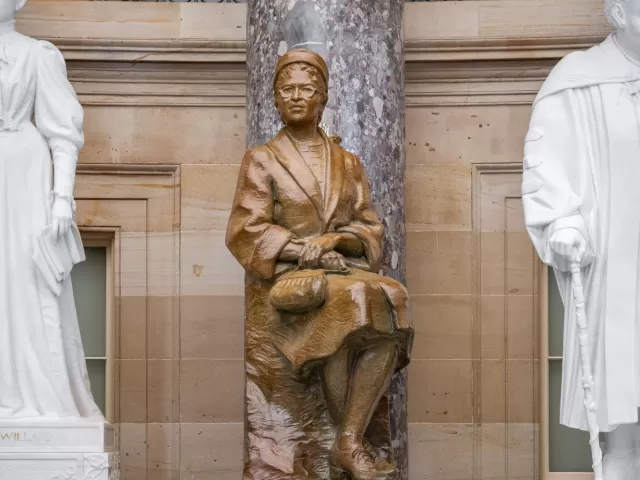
[0,0,26,23]
[273,49,329,128]
[607,0,640,49]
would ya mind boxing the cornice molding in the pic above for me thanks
[41,18,606,107]
[53,38,246,63]
[66,56,561,107]
[405,59,557,106]
[49,34,605,64]
[68,62,246,106]
[404,35,606,62]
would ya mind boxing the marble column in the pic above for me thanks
[247,0,408,478]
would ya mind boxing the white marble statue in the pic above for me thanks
[522,0,640,477]
[0,0,101,420]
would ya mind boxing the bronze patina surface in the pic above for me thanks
[226,49,413,480]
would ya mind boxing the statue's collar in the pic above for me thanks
[534,34,640,104]
[612,33,640,68]
[0,21,16,37]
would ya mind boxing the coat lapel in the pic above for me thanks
[321,129,345,226]
[268,130,325,221]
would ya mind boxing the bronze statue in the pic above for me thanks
[226,49,413,480]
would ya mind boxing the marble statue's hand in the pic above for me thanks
[549,227,587,261]
[299,234,340,269]
[51,197,73,243]
[319,251,347,271]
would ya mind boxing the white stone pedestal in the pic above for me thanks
[0,452,119,480]
[0,420,119,480]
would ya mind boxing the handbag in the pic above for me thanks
[269,269,327,313]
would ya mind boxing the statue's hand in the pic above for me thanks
[51,197,73,243]
[319,251,347,271]
[549,228,588,262]
[299,234,340,269]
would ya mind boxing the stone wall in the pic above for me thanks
[15,1,609,478]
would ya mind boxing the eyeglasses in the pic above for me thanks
[278,85,318,100]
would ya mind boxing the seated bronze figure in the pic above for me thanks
[226,48,413,480]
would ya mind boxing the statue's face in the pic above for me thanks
[0,0,16,23]
[275,67,324,128]
[617,0,640,52]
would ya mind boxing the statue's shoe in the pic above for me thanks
[603,450,637,480]
[329,445,395,480]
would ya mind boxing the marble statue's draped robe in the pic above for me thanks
[0,31,101,419]
[522,34,640,432]
[226,129,413,477]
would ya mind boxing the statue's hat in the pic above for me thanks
[274,48,329,88]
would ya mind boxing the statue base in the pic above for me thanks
[0,419,119,479]
[0,418,115,453]
[0,452,119,480]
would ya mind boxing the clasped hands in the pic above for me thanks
[289,233,347,271]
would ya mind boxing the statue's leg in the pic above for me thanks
[603,423,636,480]
[323,346,352,424]
[329,342,397,479]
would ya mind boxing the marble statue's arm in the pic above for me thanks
[225,149,294,280]
[34,41,85,239]
[335,153,384,273]
[521,92,594,272]
[34,41,84,203]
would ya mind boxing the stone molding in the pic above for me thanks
[61,38,603,108]
[17,1,610,107]
[45,34,607,64]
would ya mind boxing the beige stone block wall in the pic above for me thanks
[15,1,610,478]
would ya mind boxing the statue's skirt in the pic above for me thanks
[274,269,413,376]
[0,123,100,419]
[243,268,413,478]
